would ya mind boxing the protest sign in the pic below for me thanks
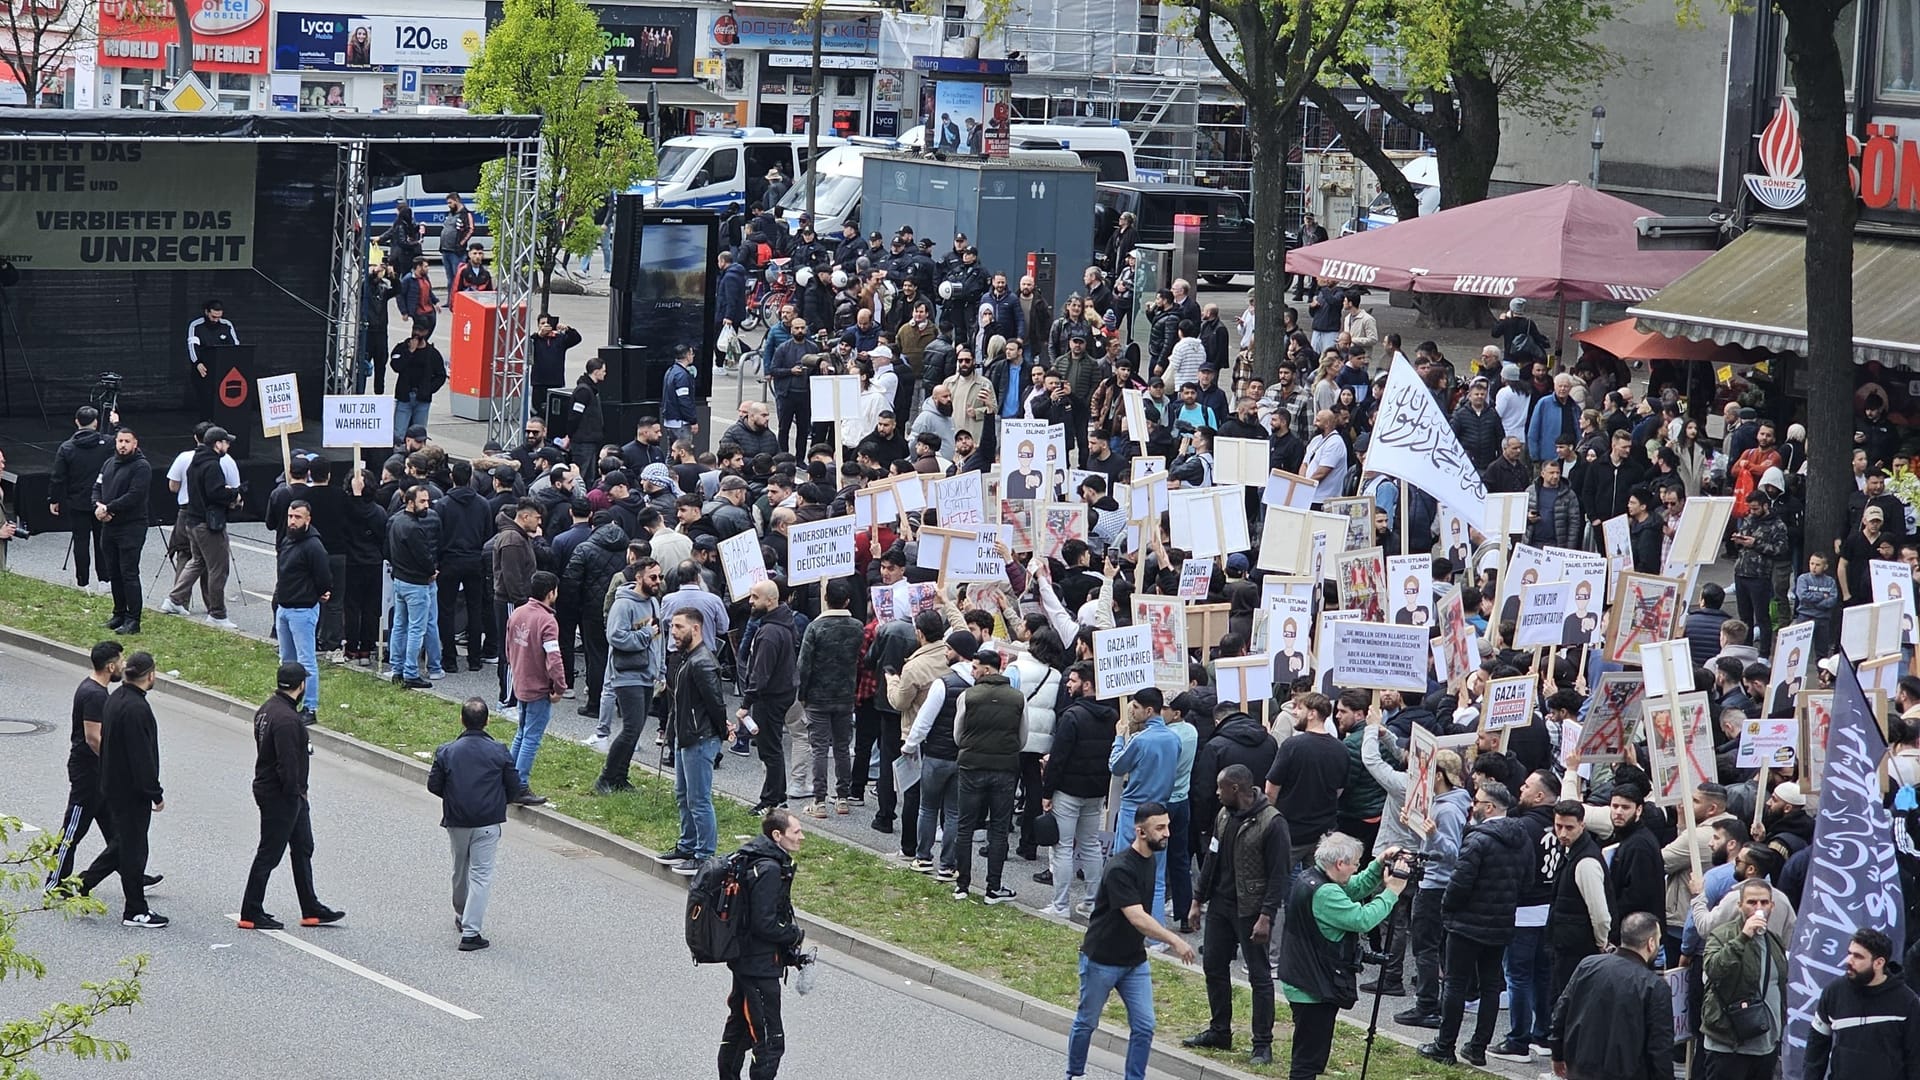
[787,515,855,586]
[1484,675,1537,732]
[1554,550,1608,645]
[1177,558,1214,600]
[1645,692,1714,806]
[1435,585,1479,691]
[916,525,1005,583]
[1215,655,1274,710]
[1134,596,1189,692]
[933,471,987,526]
[1437,507,1473,573]
[1495,544,1547,633]
[1640,638,1697,699]
[1843,598,1904,661]
[1512,581,1572,649]
[1668,496,1735,568]
[258,373,303,436]
[1768,621,1816,717]
[718,529,768,601]
[1122,388,1150,450]
[320,394,393,447]
[1000,419,1052,501]
[1327,496,1373,552]
[853,483,899,530]
[1263,469,1316,511]
[1605,573,1683,666]
[1266,594,1314,688]
[1315,610,1364,697]
[1000,500,1035,552]
[1871,561,1918,645]
[1329,621,1429,692]
[809,375,862,423]
[1038,502,1087,562]
[1737,718,1798,769]
[1484,492,1528,540]
[1573,672,1643,763]
[1335,547,1387,623]
[1092,625,1154,700]
[870,581,942,623]
[1214,437,1270,487]
[1798,691,1834,796]
[1127,471,1170,523]
[1386,554,1433,628]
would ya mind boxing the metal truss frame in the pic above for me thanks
[487,137,541,446]
[326,140,371,396]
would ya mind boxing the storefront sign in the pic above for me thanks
[99,0,271,73]
[711,11,875,53]
[484,2,691,78]
[0,141,256,270]
[273,13,483,73]
[766,53,877,70]
[1746,93,1920,214]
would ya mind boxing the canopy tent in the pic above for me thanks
[1573,318,1770,365]
[1283,181,1711,304]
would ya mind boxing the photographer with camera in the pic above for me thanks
[1182,764,1292,1065]
[1278,832,1410,1080]
[717,807,811,1080]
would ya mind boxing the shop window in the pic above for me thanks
[835,75,858,97]
[1777,5,1858,98]
[725,58,746,93]
[1882,0,1919,95]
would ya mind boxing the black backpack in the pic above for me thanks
[685,849,756,964]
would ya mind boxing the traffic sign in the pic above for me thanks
[397,68,422,105]
[161,73,216,113]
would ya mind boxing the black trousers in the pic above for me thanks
[719,970,785,1080]
[580,616,609,708]
[851,701,884,804]
[48,789,111,887]
[776,395,810,459]
[1435,935,1507,1053]
[1548,940,1595,1012]
[953,768,1017,892]
[556,606,580,687]
[320,554,346,649]
[1377,879,1414,989]
[601,684,654,786]
[1287,1000,1340,1080]
[572,443,600,485]
[101,527,144,623]
[80,799,151,917]
[240,793,320,919]
[1015,750,1045,856]
[343,562,383,655]
[1411,887,1446,1012]
[438,562,487,669]
[1701,1049,1777,1080]
[65,510,106,586]
[752,693,793,808]
[1203,909,1275,1048]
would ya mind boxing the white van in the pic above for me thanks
[779,137,1086,234]
[631,128,845,211]
[895,121,1135,182]
[370,164,488,254]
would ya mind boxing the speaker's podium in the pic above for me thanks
[198,343,256,459]
[448,291,530,421]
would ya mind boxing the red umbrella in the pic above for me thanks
[1282,182,1710,304]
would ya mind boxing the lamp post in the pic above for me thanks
[1580,104,1606,330]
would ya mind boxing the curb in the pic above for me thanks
[0,624,1258,1080]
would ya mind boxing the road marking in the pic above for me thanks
[243,590,275,602]
[225,914,482,1021]
[228,537,279,557]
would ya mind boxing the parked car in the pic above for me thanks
[1092,183,1292,287]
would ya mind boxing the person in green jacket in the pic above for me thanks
[1701,878,1788,1077]
[1277,832,1411,1079]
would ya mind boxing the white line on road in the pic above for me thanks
[224,914,482,1021]
[227,537,279,557]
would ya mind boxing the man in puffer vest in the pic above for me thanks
[949,649,1026,905]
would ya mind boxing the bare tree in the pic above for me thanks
[0,0,95,106]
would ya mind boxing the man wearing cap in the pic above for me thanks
[78,650,169,928]
[1849,468,1909,544]
[164,425,239,632]
[1492,298,1545,365]
[709,476,754,539]
[238,663,345,931]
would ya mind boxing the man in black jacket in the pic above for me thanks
[49,405,114,589]
[951,649,1026,904]
[567,358,609,483]
[428,698,544,951]
[1806,928,1920,1080]
[238,663,344,930]
[719,808,811,1080]
[1420,780,1532,1067]
[272,502,333,720]
[1550,911,1672,1080]
[387,485,440,688]
[1184,764,1291,1065]
[436,462,493,675]
[1040,662,1118,914]
[93,428,153,634]
[741,580,800,814]
[78,651,168,927]
[796,580,861,817]
[664,607,729,875]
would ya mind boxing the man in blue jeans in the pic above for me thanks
[661,607,728,877]
[272,502,332,720]
[1488,768,1562,1063]
[504,571,565,794]
[386,485,439,689]
[1108,688,1179,924]
[1066,802,1196,1080]
[904,628,979,880]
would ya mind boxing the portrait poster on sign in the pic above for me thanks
[1038,502,1086,562]
[1261,575,1317,613]
[1495,544,1548,633]
[1436,585,1477,691]
[1438,507,1472,574]
[1135,596,1188,691]
[1403,725,1440,827]
[1645,692,1714,806]
[1870,561,1919,645]
[1335,547,1388,623]
[933,471,986,526]
[1000,419,1050,501]
[1214,437,1270,487]
[1768,621,1816,717]
[1000,499,1035,552]
[1483,676,1537,731]
[1045,424,1069,499]
[1266,595,1314,689]
[787,515,856,585]
[1264,469,1317,511]
[1512,580,1572,649]
[1092,624,1154,700]
[1315,609,1364,697]
[1797,690,1834,795]
[1178,558,1215,600]
[1605,572,1683,666]
[1329,620,1429,692]
[1556,551,1608,645]
[1573,672,1643,763]
[869,581,942,623]
[1328,496,1373,552]
[1387,554,1433,628]
[718,529,769,601]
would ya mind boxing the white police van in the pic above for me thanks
[630,128,845,211]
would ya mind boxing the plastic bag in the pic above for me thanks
[794,949,819,995]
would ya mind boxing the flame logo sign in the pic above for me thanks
[1745,95,1808,210]
[218,368,249,408]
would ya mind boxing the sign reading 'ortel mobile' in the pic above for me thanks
[1746,93,1920,214]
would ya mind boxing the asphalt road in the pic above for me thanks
[0,645,1124,1080]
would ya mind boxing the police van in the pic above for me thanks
[895,121,1136,182]
[631,128,845,210]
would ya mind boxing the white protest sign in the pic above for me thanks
[1639,638,1696,699]
[916,525,1006,583]
[1737,718,1798,769]
[1767,621,1816,716]
[1215,655,1274,709]
[1263,469,1317,511]
[1092,624,1154,700]
[1843,598,1905,662]
[787,515,856,586]
[1871,560,1918,645]
[1122,388,1150,448]
[854,485,899,530]
[718,530,769,601]
[1484,675,1537,731]
[1214,437,1270,487]
[933,471,987,526]
[810,375,862,424]
[1329,621,1429,692]
[1512,580,1572,649]
[1386,554,1433,628]
[892,473,927,514]
[259,373,303,436]
[1177,558,1214,600]
[320,394,393,447]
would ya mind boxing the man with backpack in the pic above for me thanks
[696,807,810,1080]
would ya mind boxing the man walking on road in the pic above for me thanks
[663,607,728,876]
[47,642,140,890]
[272,502,332,722]
[238,663,345,930]
[1065,802,1196,1080]
[429,698,545,953]
[78,650,168,928]
[718,808,812,1080]
[505,570,567,794]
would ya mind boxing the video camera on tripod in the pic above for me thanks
[1386,849,1433,881]
[90,371,123,421]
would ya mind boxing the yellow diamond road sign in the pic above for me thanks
[162,73,215,113]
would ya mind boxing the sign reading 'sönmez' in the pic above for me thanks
[0,142,256,270]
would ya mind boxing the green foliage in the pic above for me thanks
[0,817,145,1079]
[464,0,656,307]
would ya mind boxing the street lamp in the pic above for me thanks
[1580,104,1607,330]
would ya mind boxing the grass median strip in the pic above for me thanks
[1,575,1476,1080]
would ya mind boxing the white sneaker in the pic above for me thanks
[1040,903,1071,919]
[584,735,611,752]
[563,688,576,699]
[160,599,189,615]
[207,616,239,630]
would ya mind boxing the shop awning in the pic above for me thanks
[1628,226,1920,367]
[620,81,735,110]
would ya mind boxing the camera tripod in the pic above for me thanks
[1356,866,1414,1080]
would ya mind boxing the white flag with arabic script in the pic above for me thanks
[1365,355,1487,530]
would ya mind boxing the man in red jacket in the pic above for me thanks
[505,570,567,796]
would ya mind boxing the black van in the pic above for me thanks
[1092,183,1280,287]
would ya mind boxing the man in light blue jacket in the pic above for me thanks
[1110,687,1179,925]
[595,556,664,794]
[1395,749,1471,1028]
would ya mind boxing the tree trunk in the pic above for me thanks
[171,0,194,75]
[1435,72,1500,209]
[1250,97,1293,384]
[1302,81,1420,223]
[1783,0,1857,553]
